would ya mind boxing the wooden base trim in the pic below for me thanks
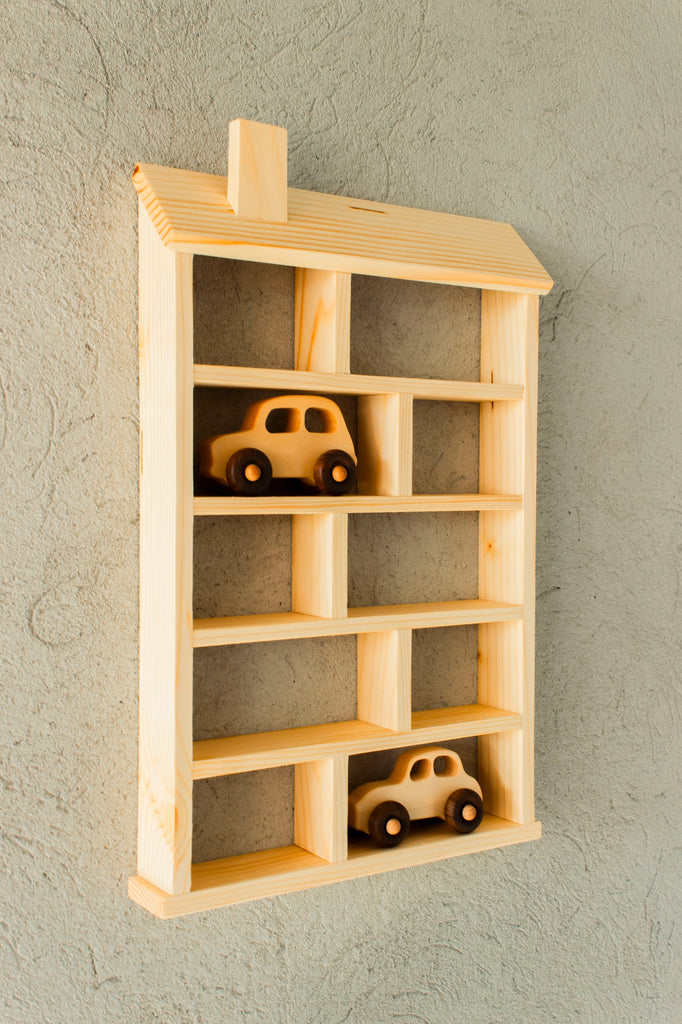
[128,816,542,918]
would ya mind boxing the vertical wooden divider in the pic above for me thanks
[292,269,352,858]
[295,756,349,863]
[294,268,351,373]
[357,630,412,731]
[357,393,413,495]
[291,513,348,617]
[292,268,351,619]
[478,291,539,825]
[137,202,194,894]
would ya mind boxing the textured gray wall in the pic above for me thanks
[2,2,680,1022]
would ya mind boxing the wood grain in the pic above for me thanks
[478,291,539,825]
[193,363,525,402]
[227,119,288,222]
[193,494,522,516]
[292,513,348,618]
[193,599,523,647]
[192,704,521,779]
[133,163,553,294]
[294,269,351,372]
[358,393,413,495]
[357,630,411,731]
[128,816,542,917]
[294,756,348,863]
[137,202,194,894]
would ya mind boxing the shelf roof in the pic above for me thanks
[134,162,553,294]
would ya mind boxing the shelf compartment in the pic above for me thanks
[193,766,294,863]
[350,274,480,382]
[192,704,522,779]
[194,635,357,740]
[412,399,479,495]
[193,363,524,402]
[193,598,523,647]
[194,494,522,515]
[128,815,542,917]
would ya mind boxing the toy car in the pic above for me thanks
[348,745,484,847]
[199,394,357,496]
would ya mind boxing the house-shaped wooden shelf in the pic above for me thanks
[129,119,553,918]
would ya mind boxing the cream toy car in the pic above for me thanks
[199,394,357,496]
[348,745,484,847]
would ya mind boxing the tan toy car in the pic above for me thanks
[348,745,484,847]
[199,394,357,496]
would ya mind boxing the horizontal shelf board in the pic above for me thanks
[133,165,553,294]
[192,704,522,779]
[193,599,523,647]
[193,364,524,402]
[128,816,542,917]
[193,494,522,516]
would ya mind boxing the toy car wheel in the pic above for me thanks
[226,448,272,496]
[314,450,356,495]
[368,801,410,847]
[444,788,484,834]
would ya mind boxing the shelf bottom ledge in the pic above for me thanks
[128,816,542,919]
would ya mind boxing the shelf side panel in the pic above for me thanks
[294,269,351,372]
[478,291,539,826]
[294,755,348,863]
[137,201,194,894]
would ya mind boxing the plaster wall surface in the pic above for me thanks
[1,2,680,1022]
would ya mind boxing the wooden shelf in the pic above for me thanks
[193,494,522,516]
[193,704,523,779]
[128,815,543,917]
[193,363,524,402]
[133,120,548,917]
[193,599,523,647]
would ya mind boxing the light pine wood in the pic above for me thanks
[194,494,522,515]
[194,364,525,403]
[478,291,539,825]
[358,393,413,495]
[193,599,523,647]
[357,630,411,731]
[192,704,522,779]
[227,119,288,222]
[295,269,351,372]
[137,202,194,895]
[292,513,348,618]
[199,393,356,488]
[294,756,348,862]
[128,816,543,917]
[134,163,553,294]
[133,130,549,917]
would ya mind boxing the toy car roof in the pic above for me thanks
[392,746,463,774]
[248,394,345,413]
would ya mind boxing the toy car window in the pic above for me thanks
[409,758,431,781]
[304,407,336,433]
[434,755,456,777]
[265,408,300,433]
